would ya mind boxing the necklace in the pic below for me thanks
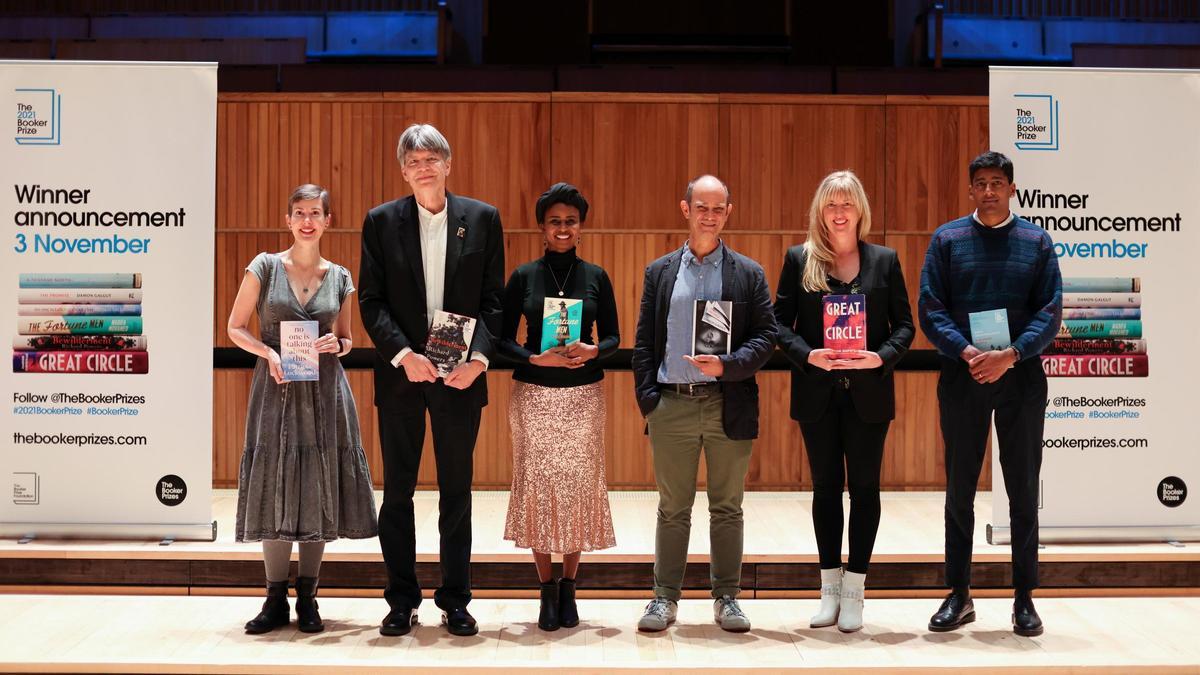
[544,258,576,297]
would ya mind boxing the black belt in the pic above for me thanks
[663,382,721,397]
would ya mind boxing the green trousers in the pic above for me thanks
[647,390,753,601]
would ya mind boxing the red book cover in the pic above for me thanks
[1046,338,1146,355]
[12,350,149,374]
[823,294,866,351]
[1041,354,1148,377]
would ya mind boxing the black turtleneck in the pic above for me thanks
[499,248,621,387]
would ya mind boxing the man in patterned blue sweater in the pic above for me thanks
[918,151,1062,638]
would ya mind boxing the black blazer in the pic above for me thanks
[632,244,779,441]
[358,192,505,408]
[773,242,914,423]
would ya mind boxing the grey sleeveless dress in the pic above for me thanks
[235,252,378,542]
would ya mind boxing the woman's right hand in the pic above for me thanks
[529,347,582,369]
[265,349,285,384]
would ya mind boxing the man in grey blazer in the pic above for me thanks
[631,174,778,633]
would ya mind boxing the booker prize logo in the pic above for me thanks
[1158,476,1187,508]
[14,88,61,146]
[157,474,187,507]
[1013,93,1059,151]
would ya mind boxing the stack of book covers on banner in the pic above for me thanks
[12,273,148,375]
[1043,277,1146,377]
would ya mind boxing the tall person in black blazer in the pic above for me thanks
[359,124,505,638]
[773,170,913,632]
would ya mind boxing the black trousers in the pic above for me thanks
[938,356,1046,592]
[377,381,481,611]
[799,386,889,574]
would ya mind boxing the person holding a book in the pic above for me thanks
[919,151,1062,637]
[358,124,505,638]
[497,182,620,631]
[632,174,778,633]
[227,183,378,635]
[772,170,914,632]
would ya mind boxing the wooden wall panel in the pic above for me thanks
[377,95,551,233]
[884,98,989,233]
[718,97,887,234]
[548,94,719,232]
[212,93,994,492]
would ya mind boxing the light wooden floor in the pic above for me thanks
[2,490,1195,564]
[1,594,1199,673]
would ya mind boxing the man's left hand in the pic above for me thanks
[968,349,1017,384]
[683,354,724,378]
[444,359,486,389]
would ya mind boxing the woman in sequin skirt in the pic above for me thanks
[499,183,619,631]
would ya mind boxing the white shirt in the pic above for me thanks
[971,209,1015,228]
[391,200,488,370]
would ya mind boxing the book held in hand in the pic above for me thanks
[969,309,1012,351]
[692,300,732,356]
[822,294,866,353]
[280,320,320,382]
[426,309,477,378]
[540,297,582,353]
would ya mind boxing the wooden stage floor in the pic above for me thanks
[2,491,1198,595]
[1,594,1199,673]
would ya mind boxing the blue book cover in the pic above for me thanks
[969,309,1011,351]
[541,298,583,352]
[280,320,319,382]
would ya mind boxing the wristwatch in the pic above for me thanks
[1007,345,1020,367]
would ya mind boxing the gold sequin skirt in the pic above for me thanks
[504,380,616,553]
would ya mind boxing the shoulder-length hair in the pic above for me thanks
[802,170,872,293]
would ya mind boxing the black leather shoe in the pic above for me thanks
[928,589,975,632]
[442,607,479,636]
[380,607,419,636]
[294,576,324,633]
[1013,591,1044,637]
[558,577,579,628]
[244,580,290,634]
[538,580,560,631]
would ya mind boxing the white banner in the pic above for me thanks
[989,66,1200,542]
[0,61,216,540]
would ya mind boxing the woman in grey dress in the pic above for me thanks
[227,184,377,634]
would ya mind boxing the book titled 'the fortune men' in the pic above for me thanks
[541,298,582,352]
[822,294,866,352]
[969,308,1012,351]
[426,309,476,378]
[692,300,732,356]
[279,320,320,382]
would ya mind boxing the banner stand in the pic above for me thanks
[988,524,1200,545]
[0,521,216,542]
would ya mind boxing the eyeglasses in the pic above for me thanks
[290,212,326,221]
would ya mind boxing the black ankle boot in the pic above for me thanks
[245,580,290,634]
[558,577,579,628]
[295,576,324,633]
[538,579,560,631]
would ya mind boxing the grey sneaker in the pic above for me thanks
[713,595,751,633]
[637,597,678,632]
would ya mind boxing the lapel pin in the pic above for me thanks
[456,226,465,238]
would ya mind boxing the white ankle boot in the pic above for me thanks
[810,568,842,628]
[838,571,865,632]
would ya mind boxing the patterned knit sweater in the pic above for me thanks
[918,214,1063,361]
